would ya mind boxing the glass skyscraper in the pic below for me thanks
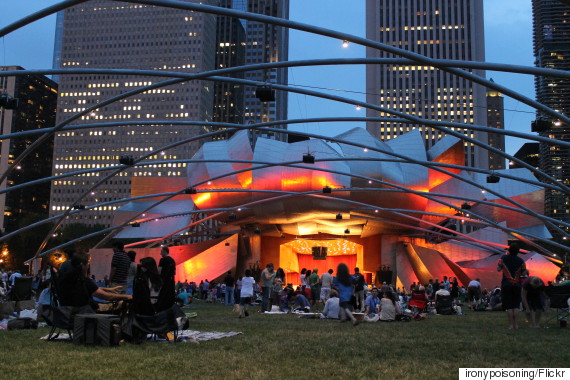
[365,0,490,168]
[532,0,570,237]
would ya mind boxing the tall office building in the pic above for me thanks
[241,0,289,143]
[50,0,218,227]
[0,66,57,232]
[486,81,505,170]
[212,0,247,140]
[532,0,570,236]
[365,0,488,168]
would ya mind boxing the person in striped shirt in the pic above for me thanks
[109,241,131,294]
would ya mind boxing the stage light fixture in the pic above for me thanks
[486,175,500,183]
[184,187,197,194]
[461,203,471,210]
[131,222,141,227]
[323,186,332,194]
[72,205,86,210]
[344,228,350,234]
[336,213,342,220]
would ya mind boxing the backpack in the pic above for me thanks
[353,274,365,291]
[7,317,38,330]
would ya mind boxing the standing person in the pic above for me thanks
[157,246,176,311]
[352,267,365,312]
[522,276,548,328]
[272,270,284,311]
[334,263,359,326]
[300,268,307,290]
[309,268,321,309]
[239,269,255,318]
[497,244,527,330]
[109,241,131,293]
[303,269,312,300]
[320,269,334,303]
[202,279,210,300]
[236,276,242,303]
[260,263,276,313]
[126,250,137,295]
[467,278,482,307]
[224,271,235,306]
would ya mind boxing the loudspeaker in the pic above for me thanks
[255,86,275,102]
[312,246,327,260]
[531,119,551,132]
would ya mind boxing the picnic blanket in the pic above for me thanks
[41,330,242,343]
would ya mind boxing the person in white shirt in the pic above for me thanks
[239,269,256,319]
[467,278,482,305]
[322,289,340,319]
[320,269,334,302]
[435,283,450,301]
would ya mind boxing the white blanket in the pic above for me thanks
[41,330,242,343]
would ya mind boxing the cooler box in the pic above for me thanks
[73,314,121,346]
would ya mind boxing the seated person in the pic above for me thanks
[379,289,401,321]
[363,288,380,322]
[292,291,310,312]
[176,288,190,306]
[132,257,165,315]
[280,284,295,312]
[488,288,502,311]
[408,286,428,310]
[322,290,340,319]
[58,251,132,310]
[434,283,450,301]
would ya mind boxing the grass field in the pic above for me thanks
[1,301,568,380]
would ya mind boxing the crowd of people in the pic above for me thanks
[2,241,566,333]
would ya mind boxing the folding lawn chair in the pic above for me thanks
[544,286,570,326]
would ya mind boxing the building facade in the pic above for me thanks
[212,0,247,140]
[241,0,289,143]
[365,0,488,168]
[0,66,58,233]
[532,0,570,237]
[486,81,505,170]
[49,0,218,227]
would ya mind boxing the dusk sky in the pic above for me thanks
[1,0,536,155]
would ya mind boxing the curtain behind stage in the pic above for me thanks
[297,254,357,277]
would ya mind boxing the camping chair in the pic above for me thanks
[544,286,570,326]
[10,276,33,301]
[121,271,188,343]
[408,291,428,312]
[435,295,454,315]
[40,267,94,340]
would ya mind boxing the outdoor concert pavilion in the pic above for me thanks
[89,128,561,290]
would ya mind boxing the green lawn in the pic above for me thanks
[1,302,568,380]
